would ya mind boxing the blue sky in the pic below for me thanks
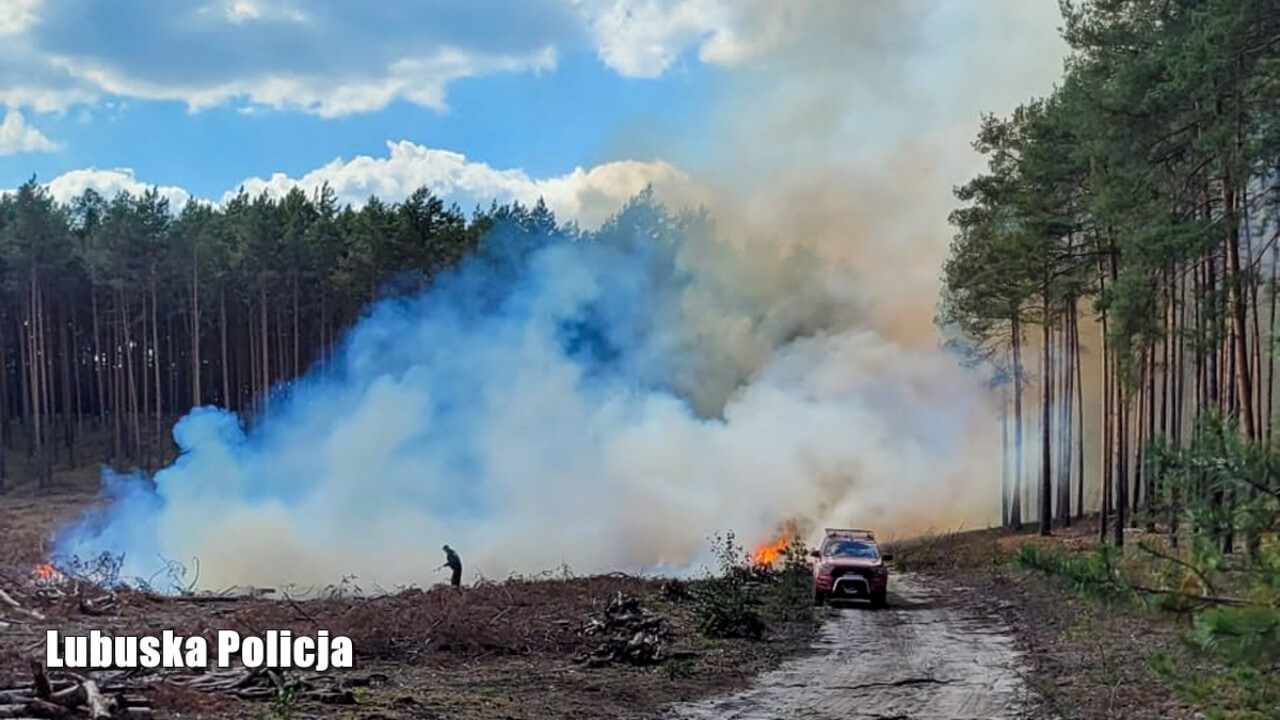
[4,53,717,199]
[0,1,1068,229]
[0,0,769,224]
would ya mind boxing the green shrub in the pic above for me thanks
[692,532,767,639]
[1191,605,1280,666]
[1015,542,1130,601]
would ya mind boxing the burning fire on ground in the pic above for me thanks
[32,562,65,584]
[750,520,799,566]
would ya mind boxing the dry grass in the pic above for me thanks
[0,487,818,719]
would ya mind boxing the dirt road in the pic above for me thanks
[666,573,1037,720]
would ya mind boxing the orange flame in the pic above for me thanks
[750,520,799,566]
[32,563,63,582]
[750,536,789,566]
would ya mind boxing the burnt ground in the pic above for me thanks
[888,521,1210,720]
[0,489,816,720]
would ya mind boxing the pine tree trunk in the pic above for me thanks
[1074,308,1084,520]
[121,289,140,462]
[1040,298,1053,536]
[220,285,230,409]
[91,291,105,430]
[59,302,74,468]
[1011,312,1024,531]
[1001,382,1010,528]
[0,315,8,492]
[1061,308,1074,526]
[1114,357,1127,547]
[110,300,121,460]
[1268,236,1278,443]
[260,288,269,413]
[191,250,201,407]
[1222,166,1256,440]
[150,274,161,467]
[293,271,300,378]
[27,271,41,487]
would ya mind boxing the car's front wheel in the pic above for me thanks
[870,589,888,609]
[813,590,827,607]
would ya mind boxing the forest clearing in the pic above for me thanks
[2,462,1277,719]
[1,0,1279,718]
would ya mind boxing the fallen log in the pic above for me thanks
[143,593,248,604]
[0,697,67,718]
[80,681,113,719]
[0,589,45,621]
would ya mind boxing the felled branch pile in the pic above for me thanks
[0,557,123,628]
[163,668,353,705]
[0,661,151,719]
[579,592,669,667]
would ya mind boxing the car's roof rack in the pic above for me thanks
[824,527,875,540]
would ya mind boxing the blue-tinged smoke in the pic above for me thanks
[56,193,995,590]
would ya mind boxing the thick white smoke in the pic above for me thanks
[56,1,1068,589]
[56,196,989,589]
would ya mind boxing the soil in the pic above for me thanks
[0,488,816,720]
[889,521,1205,720]
[667,573,1037,720]
[0,483,1216,720]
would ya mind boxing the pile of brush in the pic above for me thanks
[579,591,669,667]
[164,667,354,705]
[0,660,152,719]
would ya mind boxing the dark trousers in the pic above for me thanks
[450,564,462,587]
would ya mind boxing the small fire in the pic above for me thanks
[751,536,789,566]
[32,563,64,583]
[750,520,799,566]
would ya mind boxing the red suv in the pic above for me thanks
[810,528,891,608]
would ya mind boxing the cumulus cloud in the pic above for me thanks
[11,141,697,228]
[0,0,39,34]
[37,167,189,208]
[0,0,797,116]
[0,107,58,155]
[229,140,705,228]
[0,0,577,116]
[576,0,789,77]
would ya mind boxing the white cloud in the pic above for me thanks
[0,107,58,155]
[576,0,788,78]
[191,0,309,25]
[50,46,556,117]
[0,0,40,34]
[11,142,699,229]
[38,167,190,208]
[0,0,792,116]
[0,0,576,116]
[229,140,704,228]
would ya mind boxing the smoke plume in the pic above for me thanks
[57,1,1068,588]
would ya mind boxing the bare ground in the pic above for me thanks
[888,521,1206,720]
[666,574,1038,720]
[0,488,817,720]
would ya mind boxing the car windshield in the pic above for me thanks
[824,540,879,559]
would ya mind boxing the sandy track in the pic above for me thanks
[666,573,1036,720]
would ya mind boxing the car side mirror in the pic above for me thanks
[881,553,894,562]
[808,550,821,559]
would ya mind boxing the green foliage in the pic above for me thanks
[1015,543,1131,601]
[763,532,816,623]
[1149,650,1280,720]
[663,657,696,679]
[1191,605,1280,665]
[691,532,767,640]
[254,674,304,720]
